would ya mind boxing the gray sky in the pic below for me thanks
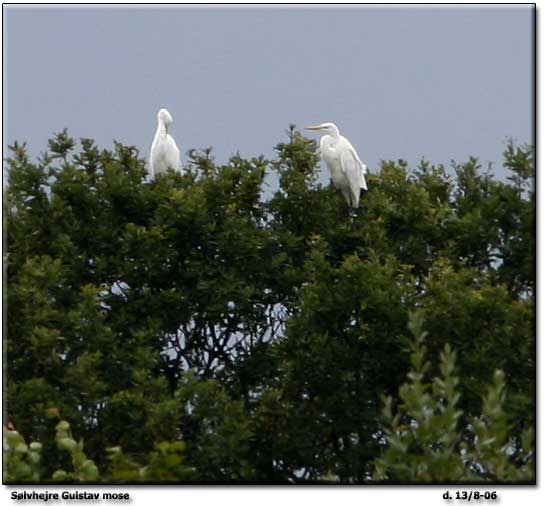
[3,5,534,182]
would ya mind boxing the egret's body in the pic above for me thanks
[149,108,181,177]
[306,123,368,208]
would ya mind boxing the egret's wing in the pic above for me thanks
[164,135,181,171]
[340,148,366,208]
[351,148,367,174]
[345,143,368,190]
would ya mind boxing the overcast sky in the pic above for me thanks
[3,5,534,182]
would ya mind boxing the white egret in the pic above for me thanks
[149,108,181,177]
[305,122,368,208]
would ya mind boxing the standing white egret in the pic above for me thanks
[149,108,181,177]
[305,122,368,208]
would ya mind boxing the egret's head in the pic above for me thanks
[305,122,340,137]
[158,108,173,126]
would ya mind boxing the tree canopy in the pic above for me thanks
[4,127,534,483]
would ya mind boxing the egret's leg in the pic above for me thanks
[343,201,355,224]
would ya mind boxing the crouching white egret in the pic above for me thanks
[149,108,181,177]
[305,122,368,208]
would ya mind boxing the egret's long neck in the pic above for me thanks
[157,120,168,136]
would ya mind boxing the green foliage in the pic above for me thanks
[466,370,534,481]
[5,130,534,483]
[4,420,195,483]
[373,312,534,483]
[3,426,43,481]
[52,420,99,482]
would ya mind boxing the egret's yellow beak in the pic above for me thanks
[304,125,323,131]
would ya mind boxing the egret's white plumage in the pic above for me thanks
[305,122,368,208]
[149,108,181,177]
